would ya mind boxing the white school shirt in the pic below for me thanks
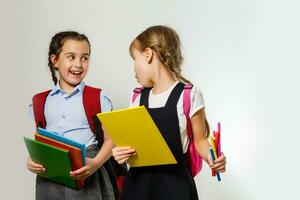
[129,81,205,153]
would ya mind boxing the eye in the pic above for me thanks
[67,55,75,60]
[82,56,89,61]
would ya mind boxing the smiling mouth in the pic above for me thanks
[70,70,82,75]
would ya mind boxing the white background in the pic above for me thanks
[1,0,299,199]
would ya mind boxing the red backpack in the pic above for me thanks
[32,85,126,197]
[132,84,203,177]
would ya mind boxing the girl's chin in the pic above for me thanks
[68,74,83,82]
[65,78,82,87]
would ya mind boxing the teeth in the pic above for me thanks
[70,71,81,75]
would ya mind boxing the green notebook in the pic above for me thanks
[24,137,77,189]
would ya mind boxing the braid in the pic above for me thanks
[157,49,191,84]
[48,58,58,85]
[176,74,191,84]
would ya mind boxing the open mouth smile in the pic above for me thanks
[69,70,82,75]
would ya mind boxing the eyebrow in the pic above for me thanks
[64,52,90,56]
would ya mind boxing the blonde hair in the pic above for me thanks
[130,25,210,137]
[129,25,190,84]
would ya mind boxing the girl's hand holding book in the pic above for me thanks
[27,156,46,174]
[112,146,136,165]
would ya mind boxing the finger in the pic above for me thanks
[213,156,226,168]
[29,167,46,174]
[117,157,130,165]
[28,164,45,171]
[112,146,132,153]
[112,149,136,157]
[115,154,133,161]
[28,160,44,168]
[113,152,136,161]
[72,172,89,180]
[113,151,136,157]
[120,149,136,155]
[37,168,47,173]
[215,165,226,173]
[117,151,136,159]
[212,160,227,171]
[211,158,226,169]
[70,167,87,176]
[215,153,226,163]
[212,159,226,167]
[72,169,94,180]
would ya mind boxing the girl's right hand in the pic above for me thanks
[27,156,46,174]
[112,147,136,165]
[206,152,226,173]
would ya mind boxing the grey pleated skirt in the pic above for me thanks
[35,145,115,200]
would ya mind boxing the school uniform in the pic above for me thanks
[29,81,115,200]
[120,82,205,200]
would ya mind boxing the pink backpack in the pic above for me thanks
[132,84,203,177]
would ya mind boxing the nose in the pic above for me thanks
[75,57,83,68]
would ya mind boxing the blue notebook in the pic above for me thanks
[37,127,86,165]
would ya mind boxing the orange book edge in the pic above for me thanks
[34,133,84,188]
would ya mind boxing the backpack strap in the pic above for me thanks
[82,85,101,134]
[183,84,193,139]
[32,90,51,129]
[32,86,102,134]
[131,87,143,103]
[183,84,203,176]
[135,83,193,137]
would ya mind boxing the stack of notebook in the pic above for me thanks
[24,127,86,189]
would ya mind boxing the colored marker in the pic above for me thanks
[209,147,221,181]
[217,122,221,157]
[210,136,218,159]
[211,133,217,177]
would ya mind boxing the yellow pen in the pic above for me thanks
[209,135,218,159]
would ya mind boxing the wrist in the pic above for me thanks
[92,157,103,169]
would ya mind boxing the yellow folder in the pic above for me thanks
[97,106,177,167]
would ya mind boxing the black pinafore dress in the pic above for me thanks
[120,82,198,200]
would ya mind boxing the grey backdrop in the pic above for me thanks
[1,0,299,199]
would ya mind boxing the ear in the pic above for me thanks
[50,54,59,70]
[144,47,153,63]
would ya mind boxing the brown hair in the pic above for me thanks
[48,31,90,85]
[130,25,210,136]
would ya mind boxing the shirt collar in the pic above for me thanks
[49,81,86,97]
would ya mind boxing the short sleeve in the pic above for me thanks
[189,86,205,118]
[100,91,113,112]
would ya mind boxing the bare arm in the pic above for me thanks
[190,108,226,172]
[70,129,114,180]
[190,108,211,163]
[92,129,115,167]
